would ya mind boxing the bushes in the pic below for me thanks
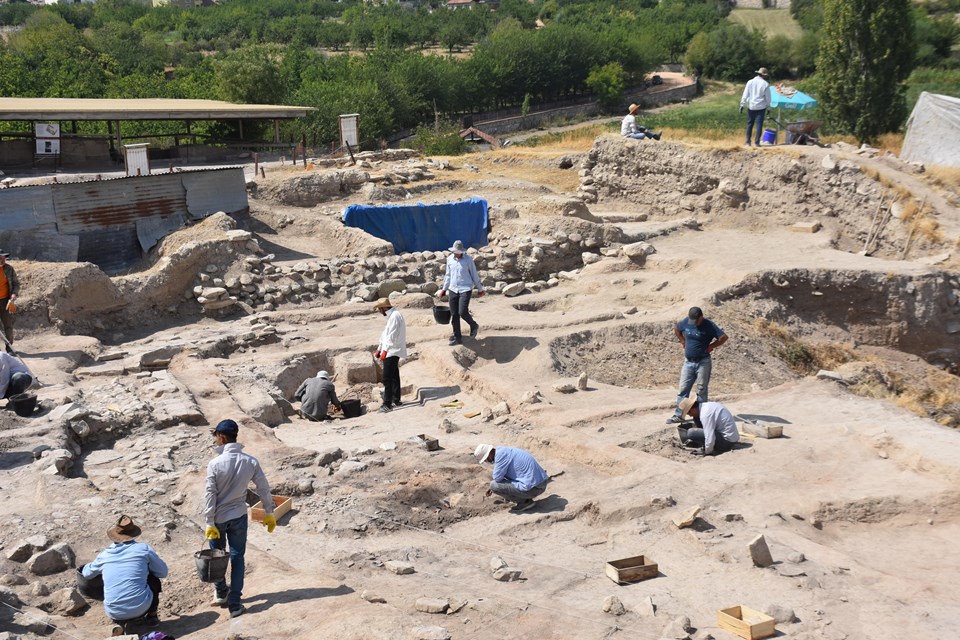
[684,23,765,81]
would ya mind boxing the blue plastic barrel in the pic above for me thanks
[761,128,777,145]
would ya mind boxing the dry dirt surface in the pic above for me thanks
[1,135,959,640]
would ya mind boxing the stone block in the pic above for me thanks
[502,282,526,297]
[602,595,626,616]
[764,604,796,624]
[27,544,74,576]
[385,560,415,575]
[491,401,510,417]
[748,534,774,568]
[492,567,523,582]
[672,505,701,529]
[789,221,821,233]
[6,541,34,563]
[577,372,588,390]
[334,351,379,384]
[415,598,449,614]
[622,241,656,260]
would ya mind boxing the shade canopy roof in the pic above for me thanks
[0,98,313,121]
[770,88,818,111]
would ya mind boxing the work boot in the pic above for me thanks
[652,132,662,141]
[510,499,537,512]
[469,324,479,339]
[448,337,461,346]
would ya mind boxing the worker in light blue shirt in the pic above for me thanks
[82,515,168,626]
[438,239,485,346]
[475,444,549,512]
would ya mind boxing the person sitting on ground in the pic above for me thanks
[676,397,740,456]
[82,515,168,629]
[621,103,662,141]
[475,444,550,512]
[0,351,32,400]
[294,370,342,421]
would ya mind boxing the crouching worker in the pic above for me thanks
[294,370,342,421]
[0,351,32,399]
[82,515,168,631]
[677,397,740,456]
[475,444,549,512]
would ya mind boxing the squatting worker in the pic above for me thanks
[0,351,32,399]
[82,515,168,628]
[667,306,728,424]
[677,397,740,456]
[0,249,20,353]
[437,239,485,346]
[374,297,406,413]
[294,370,342,421]
[475,444,549,512]
[739,67,772,147]
[204,419,276,619]
[620,103,661,140]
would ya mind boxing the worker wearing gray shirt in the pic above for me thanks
[204,419,275,618]
[677,398,740,456]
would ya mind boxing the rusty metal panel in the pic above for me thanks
[137,213,185,253]
[77,226,139,274]
[181,168,248,219]
[52,174,187,234]
[0,185,57,230]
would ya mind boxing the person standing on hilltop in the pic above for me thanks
[740,67,772,147]
[666,306,728,424]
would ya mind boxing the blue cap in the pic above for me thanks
[213,419,239,436]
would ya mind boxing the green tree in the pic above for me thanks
[214,45,284,105]
[816,0,916,142]
[586,62,626,112]
[684,23,765,81]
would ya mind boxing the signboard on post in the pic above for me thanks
[35,122,60,155]
[339,113,359,148]
[124,143,151,177]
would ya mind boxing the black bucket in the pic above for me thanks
[194,548,229,583]
[432,305,451,325]
[341,399,362,419]
[9,392,37,417]
[76,565,104,601]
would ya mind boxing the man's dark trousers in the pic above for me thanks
[382,355,401,406]
[448,290,477,341]
[746,108,766,145]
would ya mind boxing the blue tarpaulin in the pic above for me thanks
[343,198,489,254]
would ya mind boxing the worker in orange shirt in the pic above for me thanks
[0,250,20,354]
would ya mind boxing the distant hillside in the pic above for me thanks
[729,8,803,40]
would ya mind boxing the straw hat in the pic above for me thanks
[628,103,640,114]
[373,297,392,310]
[448,240,465,254]
[678,397,698,418]
[756,67,769,76]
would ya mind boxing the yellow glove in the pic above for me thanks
[263,514,276,533]
[205,526,220,540]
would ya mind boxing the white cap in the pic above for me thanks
[316,370,329,379]
[474,443,494,464]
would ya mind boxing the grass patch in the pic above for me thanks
[728,8,803,40]
[517,124,609,149]
[754,319,854,374]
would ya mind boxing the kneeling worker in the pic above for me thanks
[294,370,342,421]
[677,397,740,456]
[82,515,168,628]
[475,444,549,512]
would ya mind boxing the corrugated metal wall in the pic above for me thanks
[0,168,247,273]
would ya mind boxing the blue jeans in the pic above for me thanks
[746,108,766,144]
[210,515,248,609]
[624,132,655,140]
[490,478,549,503]
[448,289,477,340]
[674,357,712,418]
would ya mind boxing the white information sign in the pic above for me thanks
[339,113,359,148]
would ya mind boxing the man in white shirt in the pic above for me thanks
[677,397,740,456]
[438,239,485,346]
[621,103,661,140]
[739,67,772,147]
[374,297,407,413]
[0,351,31,399]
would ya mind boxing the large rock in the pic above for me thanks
[765,604,796,624]
[622,241,656,262]
[27,544,75,576]
[385,561,415,575]
[415,598,449,614]
[231,387,284,427]
[748,534,774,568]
[140,345,182,369]
[377,279,407,297]
[391,293,434,309]
[603,595,626,616]
[334,351,379,384]
[45,588,87,616]
[660,615,693,639]
[502,282,526,297]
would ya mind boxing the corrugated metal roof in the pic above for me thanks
[0,97,313,121]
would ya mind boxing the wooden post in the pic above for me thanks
[239,119,244,140]
[254,152,259,177]
[260,167,265,179]
[274,119,280,144]
[345,141,356,164]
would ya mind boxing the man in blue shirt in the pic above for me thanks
[667,306,728,424]
[438,239,485,346]
[475,444,549,512]
[82,515,168,629]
